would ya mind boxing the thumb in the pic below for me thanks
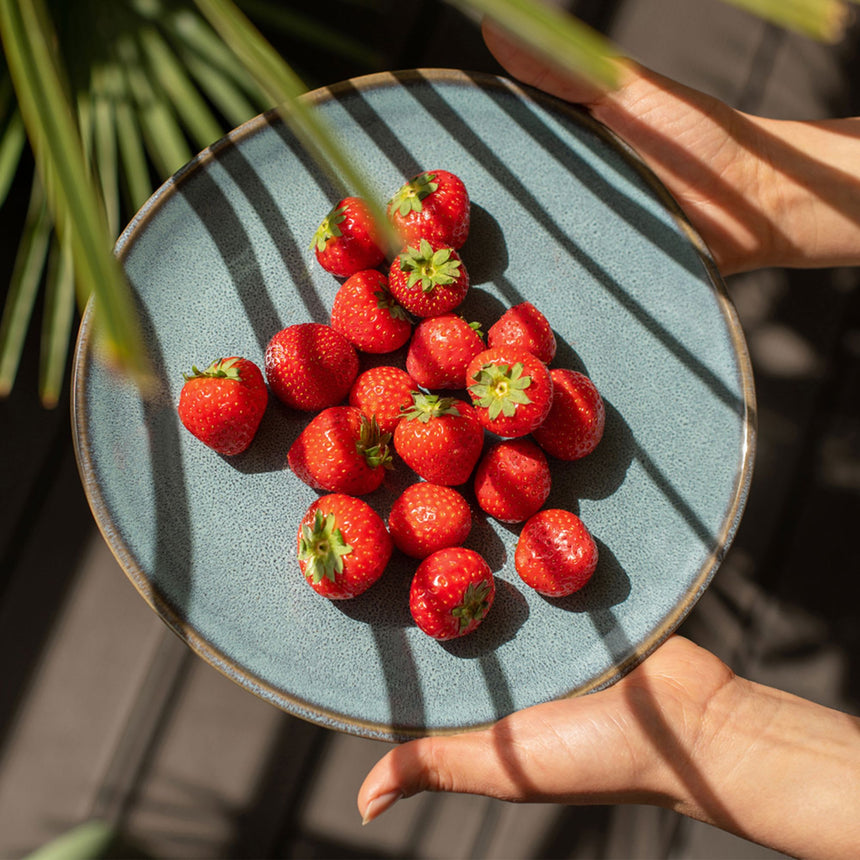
[357,727,534,824]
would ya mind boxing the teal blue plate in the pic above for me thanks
[72,70,755,742]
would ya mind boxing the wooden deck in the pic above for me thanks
[2,1,858,857]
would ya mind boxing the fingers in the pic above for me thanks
[481,17,627,107]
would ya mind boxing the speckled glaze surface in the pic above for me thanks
[72,70,755,742]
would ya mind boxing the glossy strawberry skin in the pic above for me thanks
[388,482,472,559]
[297,494,392,599]
[288,406,391,495]
[387,169,470,250]
[409,547,494,640]
[393,394,484,486]
[265,323,358,411]
[532,369,605,460]
[465,346,553,438]
[474,438,551,523]
[330,270,412,354]
[388,241,469,318]
[348,365,417,436]
[311,197,385,278]
[515,508,598,597]
[488,301,556,364]
[406,314,484,390]
[178,357,268,456]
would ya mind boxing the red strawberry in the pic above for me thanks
[515,508,598,597]
[488,301,556,364]
[393,392,484,486]
[288,406,392,495]
[388,239,469,318]
[297,493,392,599]
[465,347,553,437]
[406,314,484,390]
[474,438,551,523]
[265,322,358,411]
[532,369,605,460]
[387,169,470,249]
[330,270,412,354]
[348,365,417,435]
[177,356,267,456]
[388,482,472,559]
[409,547,494,640]
[311,197,385,277]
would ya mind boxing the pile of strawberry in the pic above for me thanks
[177,170,606,642]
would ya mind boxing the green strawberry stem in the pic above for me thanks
[401,391,461,423]
[298,510,353,584]
[182,357,242,382]
[468,362,532,420]
[310,202,346,252]
[357,414,393,469]
[398,239,461,293]
[388,171,438,217]
[452,580,492,633]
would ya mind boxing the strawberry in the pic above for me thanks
[515,508,598,597]
[388,482,472,559]
[388,239,469,318]
[265,322,358,411]
[311,196,385,278]
[288,405,392,495]
[348,365,417,435]
[177,356,267,456]
[488,301,556,364]
[473,438,551,523]
[405,314,484,390]
[330,270,412,354]
[393,392,484,486]
[532,369,605,460]
[465,346,553,437]
[297,493,392,599]
[387,169,470,249]
[409,547,494,640]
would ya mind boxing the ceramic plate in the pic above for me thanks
[73,69,755,742]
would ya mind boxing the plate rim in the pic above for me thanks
[71,68,757,741]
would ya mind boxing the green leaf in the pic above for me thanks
[23,820,116,860]
[0,0,149,393]
[115,29,192,177]
[0,179,51,397]
[39,232,76,408]
[138,24,224,149]
[719,0,850,41]
[0,109,26,208]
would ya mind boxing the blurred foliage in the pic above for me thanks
[0,0,853,406]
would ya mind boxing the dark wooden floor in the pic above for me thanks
[2,1,858,857]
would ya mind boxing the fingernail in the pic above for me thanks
[361,790,403,825]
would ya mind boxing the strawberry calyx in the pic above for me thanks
[469,362,533,420]
[298,509,353,585]
[182,357,243,382]
[401,391,461,424]
[374,288,411,322]
[452,580,493,633]
[356,414,394,469]
[388,172,438,217]
[398,239,461,293]
[310,202,347,252]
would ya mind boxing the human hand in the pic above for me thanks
[358,636,737,819]
[481,19,860,274]
[358,634,860,860]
